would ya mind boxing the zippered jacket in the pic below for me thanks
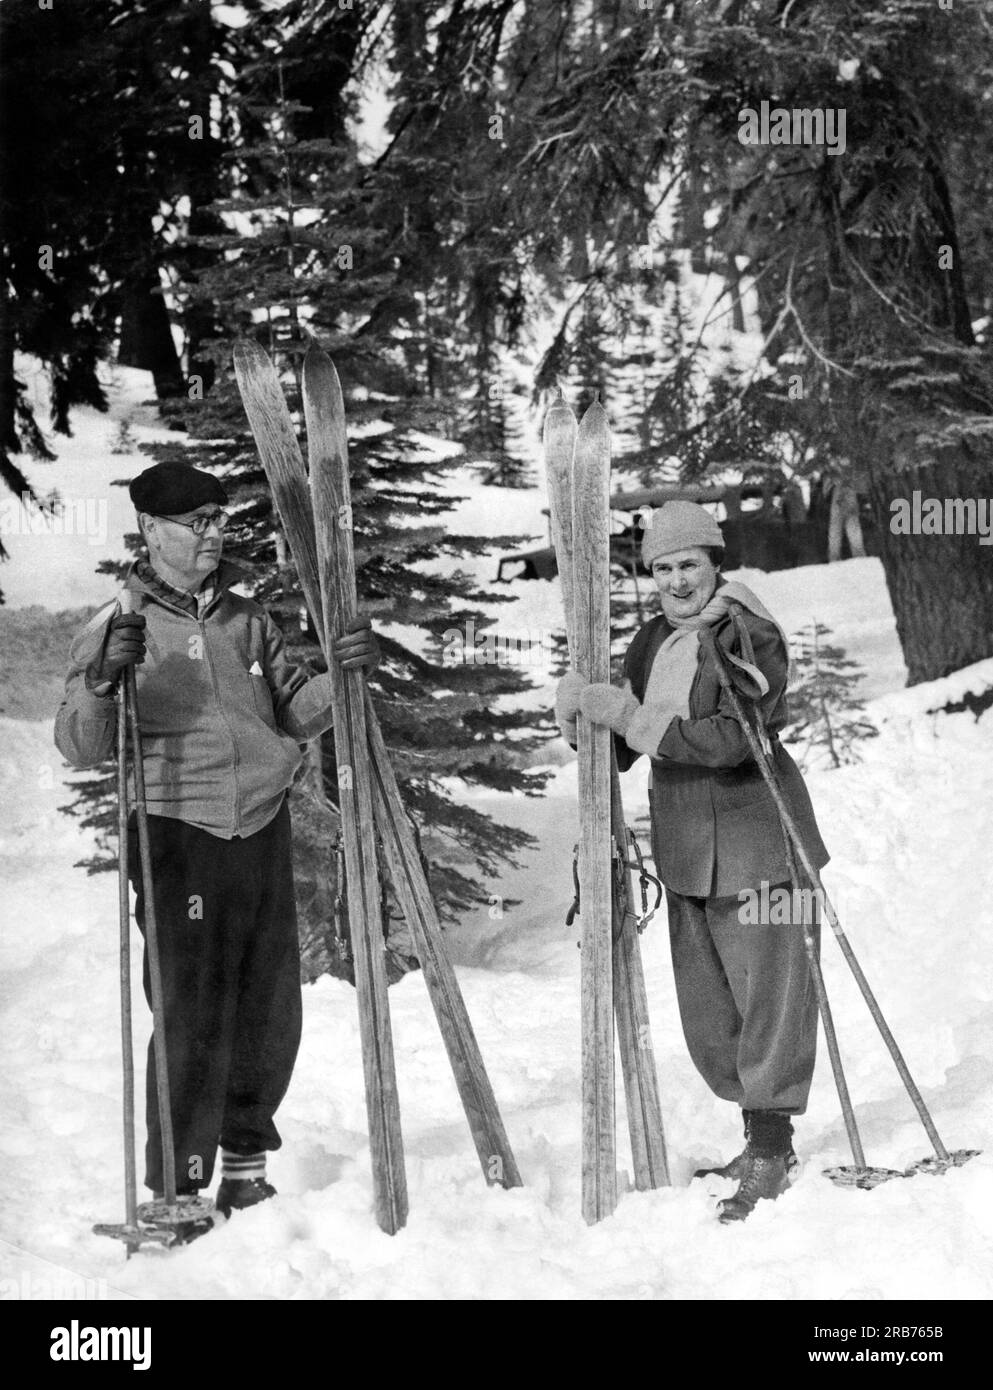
[54,560,334,839]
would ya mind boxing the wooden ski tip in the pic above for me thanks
[232,338,272,369]
[580,396,609,422]
[542,398,578,444]
[302,340,344,394]
[302,338,334,369]
[572,400,611,453]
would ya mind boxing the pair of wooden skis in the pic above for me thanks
[543,394,670,1224]
[234,340,521,1234]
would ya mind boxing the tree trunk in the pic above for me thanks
[0,270,19,463]
[867,449,993,685]
[182,0,221,394]
[118,272,186,399]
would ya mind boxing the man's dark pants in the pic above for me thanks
[128,800,302,1193]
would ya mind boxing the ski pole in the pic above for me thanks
[121,596,179,1204]
[778,804,868,1171]
[717,605,950,1164]
[116,673,140,1253]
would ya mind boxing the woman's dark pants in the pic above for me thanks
[665,882,819,1115]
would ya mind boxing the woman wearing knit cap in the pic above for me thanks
[556,500,829,1222]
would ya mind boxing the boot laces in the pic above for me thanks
[739,1154,787,1203]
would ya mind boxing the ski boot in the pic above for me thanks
[695,1108,799,1183]
[717,1154,792,1223]
[216,1176,277,1219]
[717,1111,796,1223]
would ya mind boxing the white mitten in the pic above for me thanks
[555,670,589,744]
[578,681,678,756]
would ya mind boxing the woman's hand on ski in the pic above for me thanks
[579,682,679,756]
[555,671,589,720]
[555,671,589,744]
[334,615,381,672]
[578,682,639,733]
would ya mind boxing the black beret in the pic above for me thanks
[129,463,228,515]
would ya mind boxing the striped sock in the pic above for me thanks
[221,1149,267,1183]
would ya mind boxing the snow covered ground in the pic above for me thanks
[1,369,991,1300]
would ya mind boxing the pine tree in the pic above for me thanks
[781,623,878,771]
[0,0,245,591]
[667,0,993,682]
[61,19,552,984]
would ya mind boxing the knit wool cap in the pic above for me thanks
[641,500,724,569]
[129,462,228,516]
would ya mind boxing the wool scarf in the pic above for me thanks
[642,580,791,717]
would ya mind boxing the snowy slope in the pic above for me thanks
[1,363,991,1300]
[2,661,992,1300]
[0,364,178,613]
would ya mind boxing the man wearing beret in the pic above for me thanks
[55,462,378,1234]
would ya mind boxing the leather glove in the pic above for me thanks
[579,681,678,757]
[85,612,147,691]
[555,671,589,744]
[334,615,380,672]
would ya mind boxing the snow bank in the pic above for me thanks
[2,356,989,1300]
[2,654,990,1299]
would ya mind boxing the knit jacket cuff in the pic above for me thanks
[76,683,118,713]
[624,702,680,757]
[280,671,335,741]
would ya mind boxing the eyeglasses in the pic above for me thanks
[160,509,230,536]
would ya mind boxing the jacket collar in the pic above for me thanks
[124,557,252,618]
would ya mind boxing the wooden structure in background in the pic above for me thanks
[497,478,878,582]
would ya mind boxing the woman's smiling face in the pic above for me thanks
[651,546,720,622]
